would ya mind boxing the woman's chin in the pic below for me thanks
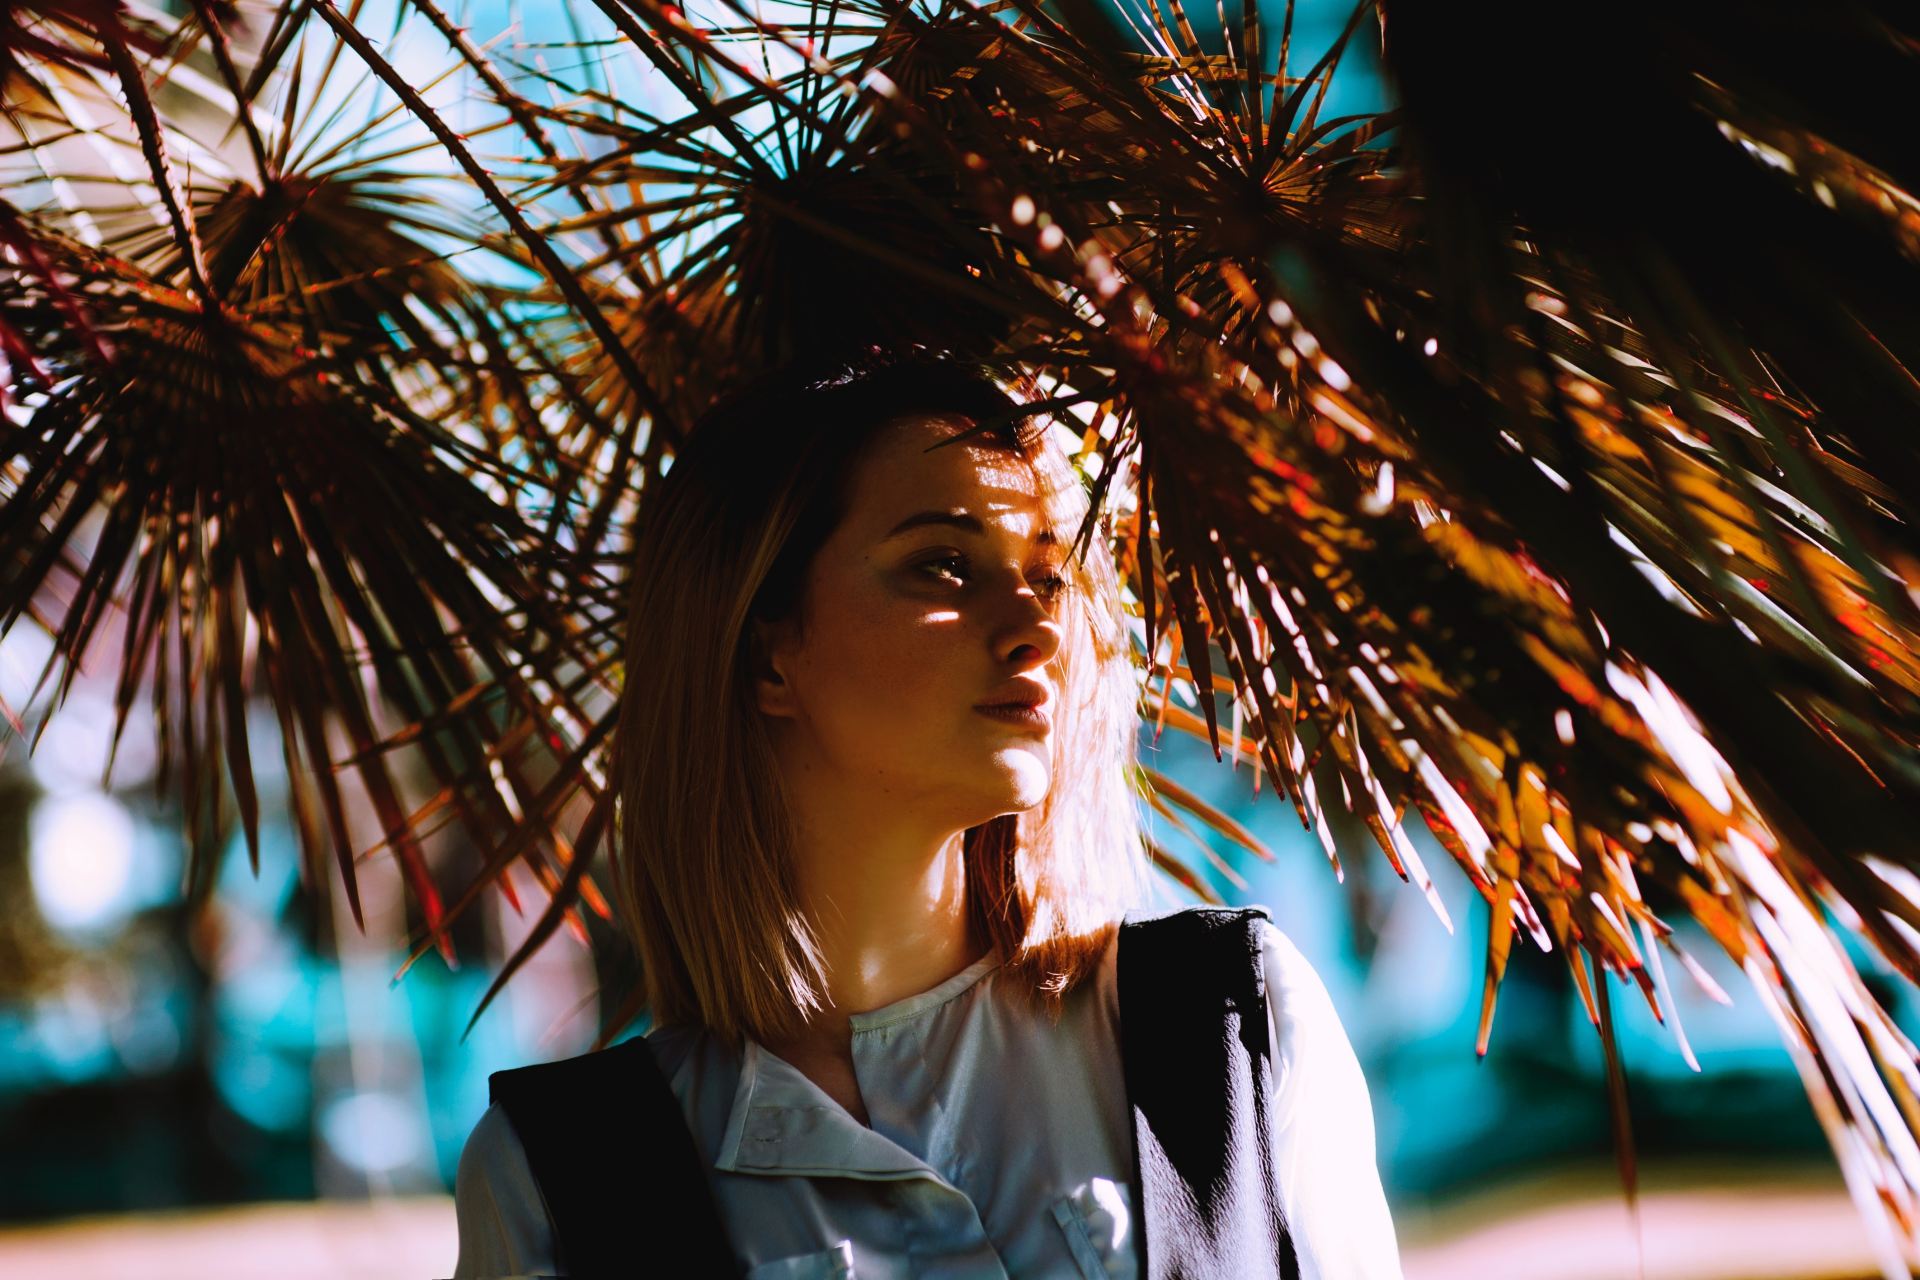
[976,749,1052,810]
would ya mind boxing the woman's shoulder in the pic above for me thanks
[1234,912,1404,1277]
[1123,902,1319,987]
[451,1102,561,1278]
[1127,902,1348,1071]
[1236,906,1345,1036]
[643,1019,708,1079]
[457,1100,524,1171]
[1242,908,1321,993]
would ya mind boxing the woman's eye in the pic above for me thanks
[915,556,1069,601]
[918,554,968,584]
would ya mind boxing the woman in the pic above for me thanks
[449,356,1402,1279]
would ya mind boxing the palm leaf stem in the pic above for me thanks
[97,18,214,306]
[402,0,628,265]
[188,0,271,183]
[309,0,683,561]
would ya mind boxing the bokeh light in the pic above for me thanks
[28,793,137,936]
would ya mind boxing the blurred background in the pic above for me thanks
[0,1,1907,1278]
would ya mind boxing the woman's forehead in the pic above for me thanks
[852,412,1046,508]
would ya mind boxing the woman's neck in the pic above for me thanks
[761,824,988,1127]
[769,806,992,1059]
[749,744,1000,1125]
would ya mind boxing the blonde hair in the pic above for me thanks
[610,357,1151,1048]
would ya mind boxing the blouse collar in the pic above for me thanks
[712,943,1005,1181]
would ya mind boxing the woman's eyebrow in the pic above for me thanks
[882,509,1058,547]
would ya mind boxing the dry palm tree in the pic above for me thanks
[4,0,1920,1267]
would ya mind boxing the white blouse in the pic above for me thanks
[449,911,1402,1279]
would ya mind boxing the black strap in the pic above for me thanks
[488,1035,736,1277]
[490,905,1300,1278]
[1118,904,1302,1280]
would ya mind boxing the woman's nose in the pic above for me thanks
[996,583,1064,666]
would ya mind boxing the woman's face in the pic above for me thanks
[754,412,1070,830]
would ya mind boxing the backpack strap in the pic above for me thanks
[1118,904,1302,1280]
[488,1035,736,1277]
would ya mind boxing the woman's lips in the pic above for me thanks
[974,703,1052,732]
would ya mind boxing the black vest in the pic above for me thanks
[488,904,1300,1279]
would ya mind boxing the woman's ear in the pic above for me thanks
[749,614,799,719]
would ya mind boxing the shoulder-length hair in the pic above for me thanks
[610,355,1151,1048]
